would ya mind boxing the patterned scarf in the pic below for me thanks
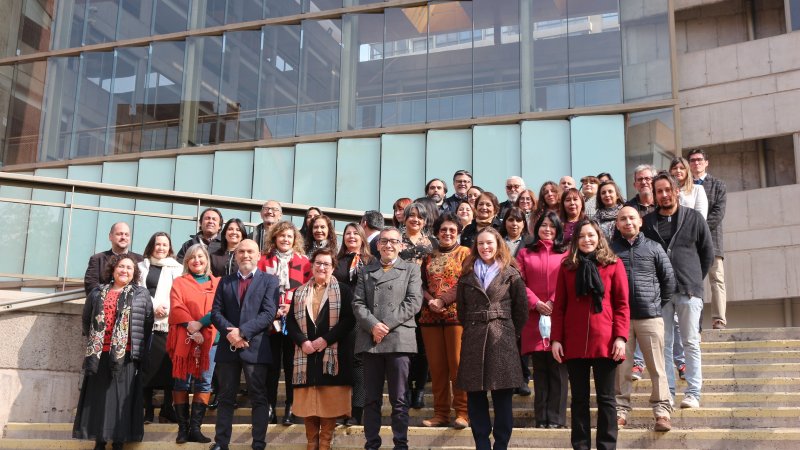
[84,284,133,376]
[275,250,293,294]
[291,277,341,385]
[348,252,362,282]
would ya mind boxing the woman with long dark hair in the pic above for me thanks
[559,188,587,242]
[305,214,338,257]
[551,220,630,450]
[210,218,247,277]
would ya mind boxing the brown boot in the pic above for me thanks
[304,416,320,450]
[318,417,337,450]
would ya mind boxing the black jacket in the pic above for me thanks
[643,206,715,299]
[611,233,676,320]
[84,250,144,295]
[699,174,727,257]
[82,284,154,362]
[285,282,356,387]
[176,233,223,263]
[460,217,503,249]
[624,194,656,218]
[443,194,466,213]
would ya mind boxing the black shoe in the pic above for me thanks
[207,392,219,410]
[535,421,547,428]
[411,389,425,409]
[174,403,190,444]
[208,444,228,450]
[93,441,106,450]
[282,406,295,426]
[188,403,212,443]
[344,406,362,426]
[515,384,531,396]
[159,402,178,423]
[111,443,123,450]
[268,404,277,424]
[143,407,154,424]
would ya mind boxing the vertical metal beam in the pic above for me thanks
[519,0,532,113]
[668,0,682,154]
[794,132,800,184]
[338,10,357,131]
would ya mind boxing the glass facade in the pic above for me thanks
[0,0,675,167]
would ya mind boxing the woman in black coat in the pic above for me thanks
[74,255,154,450]
[286,248,356,450]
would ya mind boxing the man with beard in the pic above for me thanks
[176,208,224,263]
[443,170,473,213]
[425,178,449,213]
[625,165,656,218]
[498,176,526,221]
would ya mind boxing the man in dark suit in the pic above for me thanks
[83,222,143,295]
[353,227,423,450]
[688,148,728,329]
[210,239,279,450]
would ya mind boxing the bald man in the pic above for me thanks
[84,222,143,295]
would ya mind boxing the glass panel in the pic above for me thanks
[620,0,671,103]
[219,31,262,143]
[0,66,10,162]
[95,161,138,251]
[60,165,102,279]
[571,115,626,197]
[172,155,214,247]
[133,157,175,252]
[212,150,255,222]
[625,108,675,192]
[379,134,425,213]
[528,0,569,111]
[265,0,301,19]
[142,41,185,151]
[259,25,301,139]
[116,0,154,40]
[17,0,56,55]
[294,143,337,208]
[793,0,800,31]
[341,13,384,130]
[71,51,114,159]
[0,184,32,277]
[24,168,68,278]
[520,120,570,189]
[201,0,227,28]
[473,0,520,117]
[108,47,148,155]
[184,36,223,146]
[427,1,473,122]
[297,20,342,136]
[84,0,120,46]
[383,6,427,127]
[252,146,295,207]
[568,0,622,107]
[226,0,264,24]
[303,0,342,13]
[472,125,520,196]
[336,138,381,211]
[55,0,87,49]
[4,62,47,166]
[40,56,80,162]
[425,129,472,182]
[153,0,190,35]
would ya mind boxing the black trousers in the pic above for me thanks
[530,351,568,426]
[266,332,294,408]
[214,361,270,450]
[566,358,618,450]
[408,325,428,391]
[362,353,410,450]
[466,388,514,450]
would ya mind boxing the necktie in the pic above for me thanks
[694,179,703,185]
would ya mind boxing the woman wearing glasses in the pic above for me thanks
[286,248,355,450]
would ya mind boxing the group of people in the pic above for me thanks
[74,148,726,450]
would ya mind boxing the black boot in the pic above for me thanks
[143,388,154,424]
[93,441,106,450]
[411,389,425,409]
[268,404,277,424]
[159,388,178,423]
[111,443,123,450]
[188,403,211,443]
[174,403,190,444]
[282,404,295,426]
[345,406,363,426]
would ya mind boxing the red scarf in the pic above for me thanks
[167,274,219,379]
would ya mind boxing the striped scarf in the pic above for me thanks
[291,277,341,385]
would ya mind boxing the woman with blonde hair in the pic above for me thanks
[670,157,708,218]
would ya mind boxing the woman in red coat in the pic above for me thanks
[516,211,568,429]
[551,220,629,450]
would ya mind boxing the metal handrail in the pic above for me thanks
[0,288,86,313]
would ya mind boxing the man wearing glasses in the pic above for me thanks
[625,164,657,218]
[499,175,526,220]
[687,149,728,330]
[444,170,473,212]
[353,227,423,450]
[252,200,283,251]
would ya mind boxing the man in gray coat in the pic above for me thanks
[353,227,423,450]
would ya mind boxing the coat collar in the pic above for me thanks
[365,258,410,283]
[461,265,516,300]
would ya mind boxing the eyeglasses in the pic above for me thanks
[506,184,522,190]
[518,197,533,203]
[438,227,459,235]
[378,238,402,246]
[454,179,471,185]
[635,177,653,183]
[313,261,332,268]
[262,207,281,213]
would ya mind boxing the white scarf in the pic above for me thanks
[275,250,293,293]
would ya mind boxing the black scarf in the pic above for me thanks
[575,252,605,313]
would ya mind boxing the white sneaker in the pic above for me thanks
[680,395,700,409]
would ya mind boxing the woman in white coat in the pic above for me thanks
[138,232,184,423]
[670,157,708,219]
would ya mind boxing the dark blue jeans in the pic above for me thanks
[362,352,411,450]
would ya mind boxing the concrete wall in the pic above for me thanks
[675,0,786,53]
[0,304,84,429]
[700,135,796,192]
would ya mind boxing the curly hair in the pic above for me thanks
[563,220,618,269]
[103,254,143,287]
[266,220,306,256]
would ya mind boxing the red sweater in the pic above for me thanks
[515,240,566,353]
[551,259,630,361]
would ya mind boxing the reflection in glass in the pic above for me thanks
[341,14,384,130]
[792,0,800,31]
[528,0,569,111]
[184,36,223,145]
[17,0,55,55]
[383,6,427,126]
[427,1,473,122]
[142,41,185,151]
[219,31,262,143]
[4,62,48,166]
[303,0,342,13]
[153,0,190,34]
[297,20,342,135]
[108,47,148,155]
[625,108,675,189]
[40,57,80,161]
[265,0,301,19]
[83,0,121,46]
[72,51,114,158]
[259,25,301,138]
[620,0,671,103]
[116,0,153,40]
[567,0,622,107]
[473,0,519,117]
[202,0,227,28]
[227,0,264,24]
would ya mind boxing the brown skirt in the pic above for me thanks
[293,385,352,418]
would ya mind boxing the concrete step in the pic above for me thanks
[4,424,800,449]
[631,362,800,379]
[699,339,800,353]
[701,350,800,363]
[699,327,800,342]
